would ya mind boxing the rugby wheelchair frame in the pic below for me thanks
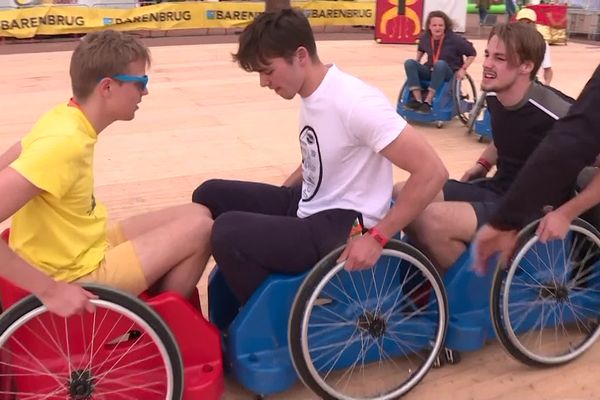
[396,73,477,129]
[0,229,224,400]
[210,218,600,400]
[466,91,493,142]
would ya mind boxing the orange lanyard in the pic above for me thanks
[430,34,445,64]
[68,97,82,111]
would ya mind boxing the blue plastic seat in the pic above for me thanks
[397,79,455,126]
[208,219,600,398]
[208,268,307,395]
[474,107,493,140]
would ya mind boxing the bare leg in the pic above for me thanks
[411,88,423,103]
[405,202,478,270]
[119,203,213,298]
[424,89,435,105]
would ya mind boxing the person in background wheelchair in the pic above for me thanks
[394,22,573,271]
[0,30,213,317]
[403,10,477,113]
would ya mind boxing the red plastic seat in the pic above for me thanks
[0,228,223,399]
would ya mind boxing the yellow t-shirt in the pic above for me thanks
[9,103,108,282]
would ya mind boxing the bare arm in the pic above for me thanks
[461,141,498,181]
[375,125,448,238]
[462,55,476,72]
[0,142,22,171]
[282,163,302,187]
[457,55,477,80]
[0,167,49,288]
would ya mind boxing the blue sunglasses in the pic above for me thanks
[106,74,149,91]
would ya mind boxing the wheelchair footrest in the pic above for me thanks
[228,347,298,396]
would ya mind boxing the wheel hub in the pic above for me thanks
[539,284,569,302]
[68,369,95,399]
[358,311,386,338]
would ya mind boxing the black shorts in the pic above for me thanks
[443,179,504,228]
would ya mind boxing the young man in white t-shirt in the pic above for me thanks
[192,8,448,304]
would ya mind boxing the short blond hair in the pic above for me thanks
[70,30,151,100]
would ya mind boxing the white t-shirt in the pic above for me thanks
[297,65,407,228]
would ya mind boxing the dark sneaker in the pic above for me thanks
[417,102,432,113]
[405,99,421,110]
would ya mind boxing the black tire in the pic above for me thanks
[289,239,448,400]
[0,284,184,399]
[491,219,600,367]
[452,73,478,125]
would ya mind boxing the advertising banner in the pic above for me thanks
[0,1,375,38]
[0,0,136,9]
[374,0,424,44]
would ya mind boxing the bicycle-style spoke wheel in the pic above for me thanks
[452,74,478,125]
[491,219,600,366]
[289,240,447,400]
[0,285,184,400]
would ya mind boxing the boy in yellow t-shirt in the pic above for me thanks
[0,30,213,317]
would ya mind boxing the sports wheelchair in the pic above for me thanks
[0,229,224,400]
[396,73,477,129]
[210,218,600,399]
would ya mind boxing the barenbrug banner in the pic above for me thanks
[0,0,136,9]
[0,1,375,38]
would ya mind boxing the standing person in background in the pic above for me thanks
[505,0,517,19]
[516,7,553,85]
[477,0,491,26]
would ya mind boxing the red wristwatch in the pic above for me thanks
[368,228,389,247]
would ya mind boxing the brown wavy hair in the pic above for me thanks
[424,10,454,34]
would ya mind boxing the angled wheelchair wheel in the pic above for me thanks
[466,92,487,134]
[289,240,448,400]
[397,81,408,109]
[0,284,184,399]
[491,219,600,367]
[452,73,478,125]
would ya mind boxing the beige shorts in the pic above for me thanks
[76,223,148,295]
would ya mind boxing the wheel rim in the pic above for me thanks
[0,300,174,399]
[454,75,477,124]
[299,249,446,400]
[501,225,600,364]
[466,93,486,132]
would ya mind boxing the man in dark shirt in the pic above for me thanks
[473,64,600,273]
[395,22,573,271]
